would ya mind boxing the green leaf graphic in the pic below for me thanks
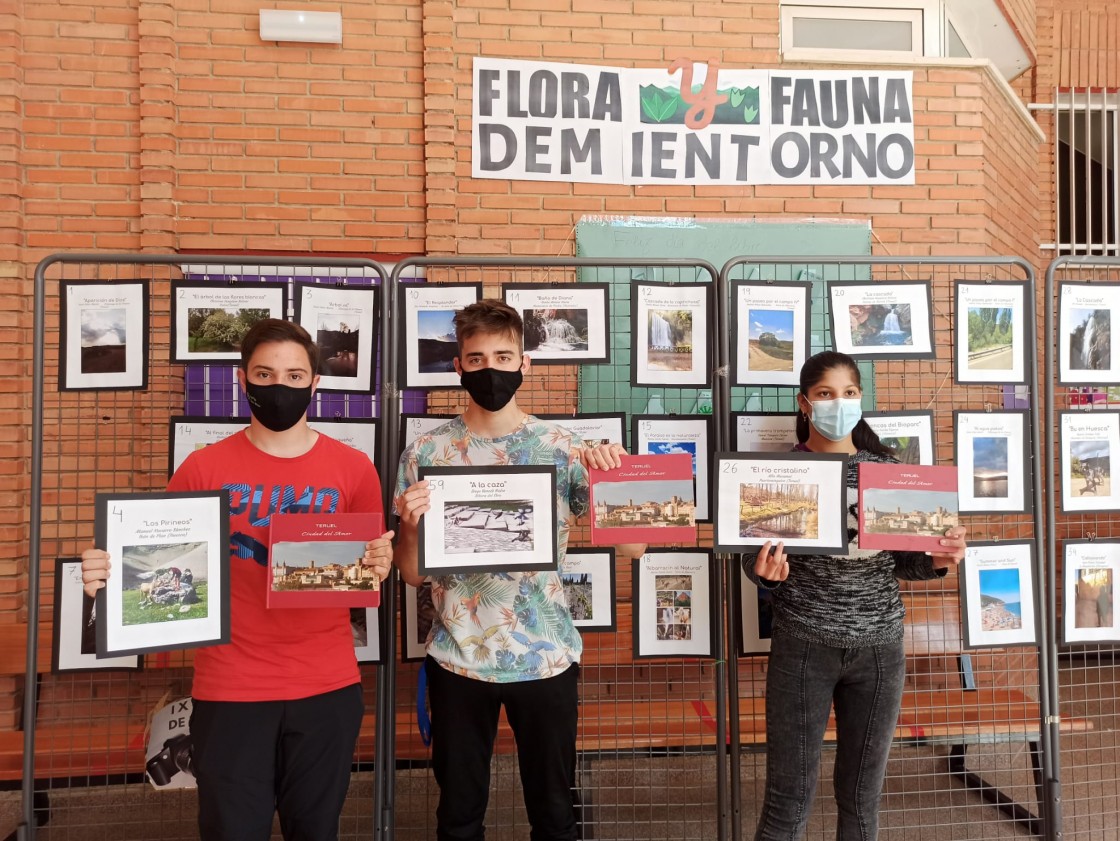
[641,91,665,122]
[743,105,758,123]
[729,87,745,107]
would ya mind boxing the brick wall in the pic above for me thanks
[2,0,1046,734]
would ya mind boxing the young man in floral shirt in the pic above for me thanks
[395,300,640,841]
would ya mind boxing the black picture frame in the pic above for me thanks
[95,490,231,658]
[399,282,483,389]
[632,414,713,521]
[52,558,142,673]
[294,282,379,393]
[959,540,1038,650]
[733,564,773,657]
[713,451,848,555]
[863,409,936,465]
[59,280,150,392]
[1057,282,1120,387]
[731,411,799,453]
[730,280,812,387]
[1059,410,1120,513]
[502,282,611,364]
[307,417,380,472]
[954,410,1032,514]
[401,579,436,662]
[630,280,714,388]
[1061,538,1120,645]
[827,280,935,361]
[170,280,289,364]
[561,548,617,632]
[398,413,458,454]
[351,605,388,665]
[632,550,715,659]
[536,412,627,450]
[953,280,1029,386]
[168,416,247,477]
[417,465,559,576]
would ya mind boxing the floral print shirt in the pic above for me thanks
[395,415,590,682]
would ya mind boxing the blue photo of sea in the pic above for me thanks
[979,567,1023,631]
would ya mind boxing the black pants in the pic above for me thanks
[425,657,580,841]
[190,683,364,841]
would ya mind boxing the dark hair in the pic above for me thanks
[453,299,524,355]
[239,318,320,374]
[795,351,894,457]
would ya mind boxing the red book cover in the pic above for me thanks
[268,512,383,608]
[858,462,960,553]
[589,453,697,546]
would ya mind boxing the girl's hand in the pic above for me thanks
[929,525,968,570]
[754,540,788,582]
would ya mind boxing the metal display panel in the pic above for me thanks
[1045,256,1120,841]
[25,255,392,841]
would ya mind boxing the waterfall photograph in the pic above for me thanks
[522,307,589,354]
[847,303,913,347]
[1069,307,1111,371]
[646,308,693,371]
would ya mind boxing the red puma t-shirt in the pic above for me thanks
[167,429,382,702]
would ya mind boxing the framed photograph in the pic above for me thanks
[1062,540,1120,644]
[733,412,798,453]
[401,580,436,662]
[731,281,811,386]
[268,513,384,608]
[294,283,378,393]
[631,281,713,387]
[954,281,1028,385]
[95,491,230,658]
[350,606,385,664]
[60,280,150,391]
[1060,410,1120,512]
[1058,282,1120,386]
[633,551,714,659]
[714,452,848,555]
[589,454,697,546]
[52,559,142,673]
[954,411,1031,514]
[537,413,626,449]
[170,281,288,364]
[168,416,247,476]
[503,282,610,364]
[399,413,457,453]
[561,549,616,632]
[735,566,773,656]
[308,418,379,469]
[960,540,1038,649]
[858,463,960,553]
[633,414,713,521]
[417,466,558,575]
[864,410,935,465]
[400,283,482,389]
[827,281,935,360]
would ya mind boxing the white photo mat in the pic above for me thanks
[633,551,714,658]
[1060,410,1120,513]
[60,280,149,391]
[95,491,230,658]
[731,281,811,386]
[401,283,482,389]
[1062,540,1120,644]
[827,281,935,360]
[632,415,712,521]
[418,466,558,575]
[308,418,379,469]
[503,282,610,363]
[733,412,798,454]
[561,549,616,631]
[737,566,772,655]
[631,281,712,387]
[714,452,848,555]
[863,410,935,465]
[52,559,141,672]
[954,411,1031,514]
[1058,282,1120,386]
[351,606,382,664]
[538,413,626,449]
[294,283,377,393]
[170,281,288,363]
[399,413,457,452]
[959,540,1038,649]
[954,281,1028,385]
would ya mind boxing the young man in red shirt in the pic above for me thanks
[81,319,393,841]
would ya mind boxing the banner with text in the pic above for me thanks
[473,58,914,186]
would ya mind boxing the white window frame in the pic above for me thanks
[780,0,942,62]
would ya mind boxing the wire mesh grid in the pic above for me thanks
[21,256,389,841]
[384,261,726,841]
[721,259,1047,841]
[1045,259,1120,841]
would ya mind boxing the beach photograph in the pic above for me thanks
[978,567,1023,631]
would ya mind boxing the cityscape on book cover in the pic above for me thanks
[271,540,379,593]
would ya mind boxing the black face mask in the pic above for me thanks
[459,367,522,412]
[244,382,313,432]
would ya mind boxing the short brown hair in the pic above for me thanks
[239,318,320,373]
[453,299,523,354]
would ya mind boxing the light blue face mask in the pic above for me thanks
[808,397,863,441]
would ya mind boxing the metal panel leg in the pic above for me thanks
[947,743,1041,834]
